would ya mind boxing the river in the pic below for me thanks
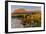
[11,18,24,28]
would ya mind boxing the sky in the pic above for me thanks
[11,5,41,13]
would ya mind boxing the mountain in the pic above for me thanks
[11,8,41,16]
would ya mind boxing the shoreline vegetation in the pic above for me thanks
[11,8,41,28]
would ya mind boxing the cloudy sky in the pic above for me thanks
[11,5,41,13]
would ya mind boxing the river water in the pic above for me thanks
[11,18,24,28]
